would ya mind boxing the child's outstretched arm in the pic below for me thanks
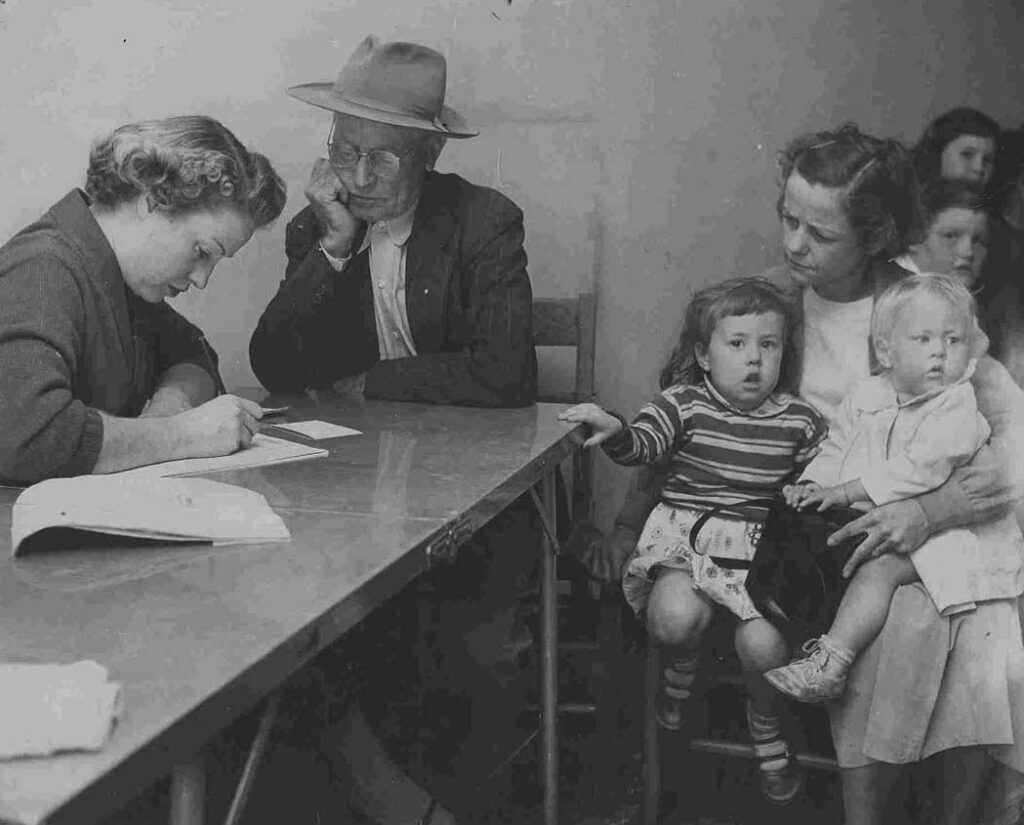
[562,390,693,465]
[559,403,624,447]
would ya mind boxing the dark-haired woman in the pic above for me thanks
[589,123,1024,824]
[0,115,287,483]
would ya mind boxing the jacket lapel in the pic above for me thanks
[405,175,456,352]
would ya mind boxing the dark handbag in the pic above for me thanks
[688,496,866,637]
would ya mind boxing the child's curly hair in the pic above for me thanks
[659,276,800,393]
[85,115,286,226]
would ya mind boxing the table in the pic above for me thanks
[0,397,580,825]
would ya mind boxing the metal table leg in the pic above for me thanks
[170,756,206,825]
[530,473,560,825]
[224,694,282,825]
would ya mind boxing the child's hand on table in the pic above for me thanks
[558,403,623,448]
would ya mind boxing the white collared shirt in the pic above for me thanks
[359,206,418,361]
[321,205,419,361]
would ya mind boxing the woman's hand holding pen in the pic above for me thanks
[172,396,264,456]
[558,403,624,448]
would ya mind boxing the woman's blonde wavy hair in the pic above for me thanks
[85,115,286,227]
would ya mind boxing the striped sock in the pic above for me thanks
[663,652,700,700]
[746,701,789,771]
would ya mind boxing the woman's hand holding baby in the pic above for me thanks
[559,403,624,447]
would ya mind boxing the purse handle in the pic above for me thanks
[687,497,777,562]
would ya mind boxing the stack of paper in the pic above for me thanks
[11,476,291,555]
[112,434,328,479]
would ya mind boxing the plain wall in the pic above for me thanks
[2,0,1022,525]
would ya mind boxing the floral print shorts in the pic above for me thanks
[622,502,764,621]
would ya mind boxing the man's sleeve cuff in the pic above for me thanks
[318,241,352,272]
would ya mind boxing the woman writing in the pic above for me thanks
[587,123,1024,824]
[0,115,287,483]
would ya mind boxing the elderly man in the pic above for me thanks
[249,37,535,406]
[249,37,539,825]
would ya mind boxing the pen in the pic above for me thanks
[260,406,290,416]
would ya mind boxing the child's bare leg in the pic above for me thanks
[646,567,714,649]
[646,568,714,729]
[828,553,918,654]
[734,618,789,717]
[735,618,803,804]
[765,554,918,703]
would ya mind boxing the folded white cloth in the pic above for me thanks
[0,660,123,758]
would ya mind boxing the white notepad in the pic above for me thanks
[268,420,362,440]
[110,434,328,479]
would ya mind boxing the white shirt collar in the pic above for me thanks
[893,253,921,275]
[857,360,979,412]
[358,202,417,254]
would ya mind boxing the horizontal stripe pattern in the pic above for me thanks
[604,383,828,519]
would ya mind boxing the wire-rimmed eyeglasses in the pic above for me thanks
[326,121,414,179]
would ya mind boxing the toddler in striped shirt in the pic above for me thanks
[560,276,827,805]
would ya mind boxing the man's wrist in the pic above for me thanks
[319,239,353,271]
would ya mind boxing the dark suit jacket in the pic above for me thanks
[249,172,537,407]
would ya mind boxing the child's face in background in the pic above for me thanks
[878,293,972,400]
[910,207,988,288]
[695,311,785,410]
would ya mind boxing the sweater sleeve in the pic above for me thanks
[792,404,829,476]
[602,389,692,466]
[0,257,104,483]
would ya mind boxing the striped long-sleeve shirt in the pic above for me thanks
[603,379,828,520]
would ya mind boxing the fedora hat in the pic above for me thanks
[287,36,477,138]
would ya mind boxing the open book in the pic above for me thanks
[11,476,291,556]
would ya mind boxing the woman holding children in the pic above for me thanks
[574,123,1024,825]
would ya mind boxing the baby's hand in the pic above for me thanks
[783,482,821,509]
[801,483,848,512]
[558,403,623,448]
